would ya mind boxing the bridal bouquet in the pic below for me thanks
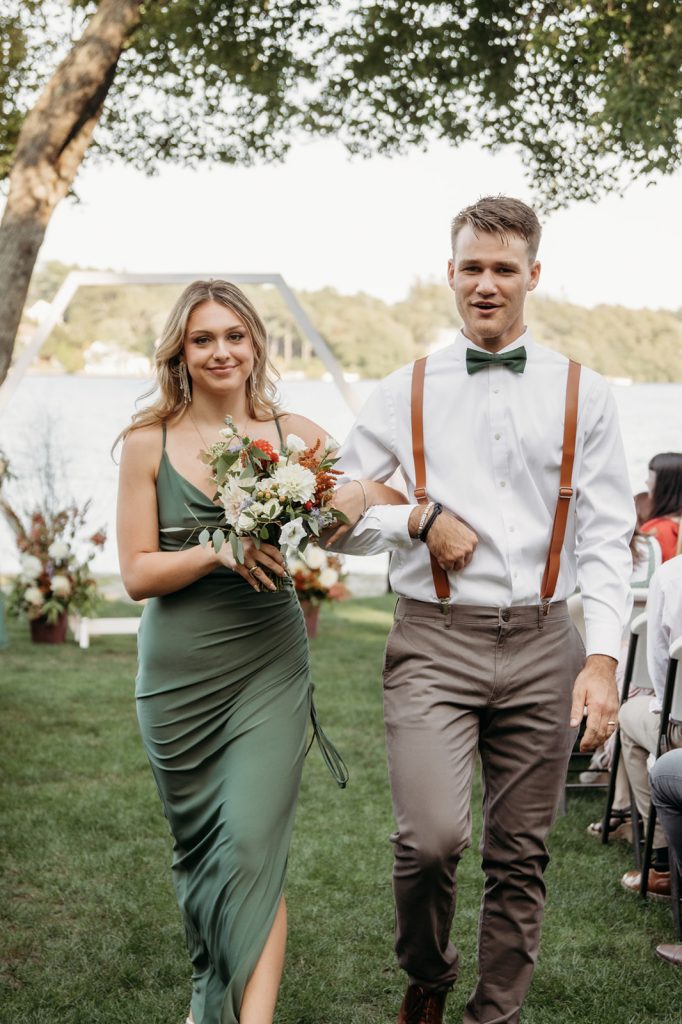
[196,417,348,565]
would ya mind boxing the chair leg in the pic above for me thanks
[639,803,658,898]
[671,850,682,940]
[629,783,643,870]
[601,730,622,846]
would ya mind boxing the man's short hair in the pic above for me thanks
[451,196,542,263]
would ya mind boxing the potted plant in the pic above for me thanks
[287,544,350,639]
[0,453,106,643]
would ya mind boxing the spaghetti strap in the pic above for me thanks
[274,416,284,447]
[161,422,167,449]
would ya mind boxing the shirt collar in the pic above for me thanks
[453,327,534,360]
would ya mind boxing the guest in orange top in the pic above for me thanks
[640,452,682,561]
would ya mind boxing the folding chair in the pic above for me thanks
[639,636,682,929]
[601,611,652,865]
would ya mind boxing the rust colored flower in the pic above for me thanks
[299,440,321,472]
[314,468,343,506]
[252,439,279,463]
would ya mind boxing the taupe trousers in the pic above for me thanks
[383,597,586,1024]
[618,693,682,850]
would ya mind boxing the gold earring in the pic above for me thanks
[178,361,191,404]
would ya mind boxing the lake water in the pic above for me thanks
[0,374,680,576]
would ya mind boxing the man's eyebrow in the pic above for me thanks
[456,258,521,269]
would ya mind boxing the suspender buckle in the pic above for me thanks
[439,598,450,615]
[414,486,428,502]
[559,486,573,499]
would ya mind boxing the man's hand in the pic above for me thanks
[409,507,478,571]
[570,654,619,751]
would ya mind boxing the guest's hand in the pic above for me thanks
[213,537,287,592]
[570,655,619,750]
[409,507,478,571]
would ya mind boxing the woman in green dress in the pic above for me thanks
[116,280,404,1024]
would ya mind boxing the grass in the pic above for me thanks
[1,595,680,1023]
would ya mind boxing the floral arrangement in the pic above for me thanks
[288,544,350,605]
[0,447,13,485]
[1,492,107,624]
[193,417,348,571]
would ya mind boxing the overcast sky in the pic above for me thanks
[32,137,682,311]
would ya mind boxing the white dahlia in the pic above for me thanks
[219,478,251,526]
[271,463,316,503]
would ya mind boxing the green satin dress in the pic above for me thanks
[136,423,346,1024]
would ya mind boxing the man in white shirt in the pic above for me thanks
[331,196,634,1024]
[620,554,682,897]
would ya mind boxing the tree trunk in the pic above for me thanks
[0,0,143,389]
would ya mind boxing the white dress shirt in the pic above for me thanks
[646,555,682,710]
[334,330,635,660]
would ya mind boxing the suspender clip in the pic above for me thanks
[439,598,450,615]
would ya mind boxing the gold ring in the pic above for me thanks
[607,721,617,726]
[248,565,260,577]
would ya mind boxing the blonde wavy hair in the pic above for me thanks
[116,280,281,447]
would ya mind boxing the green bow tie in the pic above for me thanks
[466,345,527,376]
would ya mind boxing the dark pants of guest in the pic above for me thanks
[651,748,682,863]
[382,598,585,1024]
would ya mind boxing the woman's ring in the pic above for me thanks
[248,565,260,577]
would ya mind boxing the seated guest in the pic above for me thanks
[650,748,682,965]
[620,554,682,895]
[585,531,661,836]
[640,453,682,561]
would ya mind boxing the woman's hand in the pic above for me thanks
[213,537,288,592]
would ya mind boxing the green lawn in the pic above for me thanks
[1,596,679,1023]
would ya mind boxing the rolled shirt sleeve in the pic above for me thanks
[575,379,635,659]
[331,376,416,556]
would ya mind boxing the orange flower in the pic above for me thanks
[252,439,279,464]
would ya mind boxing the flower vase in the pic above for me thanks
[299,599,321,639]
[30,611,68,644]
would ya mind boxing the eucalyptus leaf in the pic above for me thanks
[260,526,270,540]
[212,529,225,554]
[333,509,351,524]
[236,536,245,563]
[198,528,210,547]
[230,532,240,561]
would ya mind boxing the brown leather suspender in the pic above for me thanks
[540,358,581,601]
[410,355,582,607]
[411,356,451,602]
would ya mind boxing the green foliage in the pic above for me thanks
[2,2,681,206]
[24,261,682,381]
[316,1,682,207]
[0,596,680,1022]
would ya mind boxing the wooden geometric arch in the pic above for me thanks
[0,271,360,415]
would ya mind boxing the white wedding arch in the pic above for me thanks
[0,271,360,415]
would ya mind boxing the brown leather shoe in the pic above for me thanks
[656,943,682,966]
[620,867,671,901]
[397,984,448,1024]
